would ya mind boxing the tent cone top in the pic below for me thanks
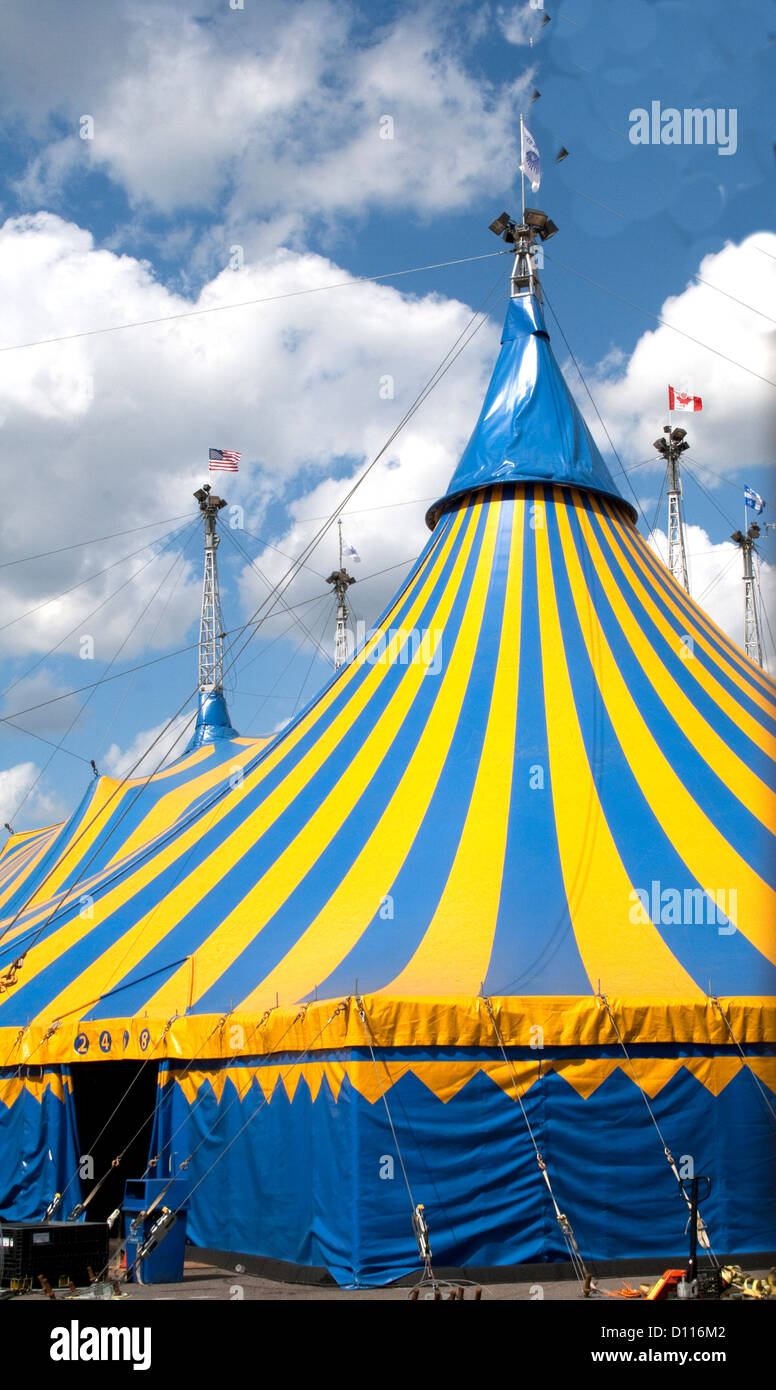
[185,687,238,752]
[426,288,637,530]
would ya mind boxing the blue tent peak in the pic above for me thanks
[184,689,238,752]
[426,292,636,528]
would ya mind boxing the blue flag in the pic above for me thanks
[745,485,764,514]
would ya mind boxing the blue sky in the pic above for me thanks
[0,0,774,830]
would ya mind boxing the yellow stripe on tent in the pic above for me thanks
[24,508,471,1025]
[536,491,703,996]
[557,496,776,964]
[384,493,524,995]
[238,493,505,1009]
[146,502,486,1016]
[578,497,776,825]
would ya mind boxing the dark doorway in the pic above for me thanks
[69,1062,159,1222]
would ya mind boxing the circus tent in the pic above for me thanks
[1,239,774,1286]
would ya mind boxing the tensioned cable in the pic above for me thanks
[215,270,505,696]
[681,461,741,532]
[542,289,654,541]
[110,1001,349,1285]
[296,495,436,524]
[221,525,333,667]
[234,524,327,580]
[695,551,740,608]
[689,457,768,499]
[0,720,92,766]
[355,998,418,1218]
[597,991,719,1266]
[0,252,510,355]
[290,595,338,716]
[0,605,329,947]
[544,253,776,390]
[95,523,201,760]
[0,520,195,705]
[0,514,192,571]
[0,274,501,982]
[0,590,331,728]
[482,995,590,1290]
[709,996,776,1126]
[692,275,776,326]
[0,520,193,638]
[241,595,333,732]
[7,522,201,827]
[646,463,670,557]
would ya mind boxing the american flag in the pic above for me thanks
[209,448,241,472]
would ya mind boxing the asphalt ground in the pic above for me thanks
[11,1259,772,1301]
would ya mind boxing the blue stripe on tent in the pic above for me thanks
[195,496,500,1008]
[151,1060,776,1285]
[85,504,487,1018]
[485,488,590,994]
[306,495,514,998]
[586,498,776,781]
[4,517,474,1024]
[564,499,776,882]
[547,504,776,997]
[598,500,776,737]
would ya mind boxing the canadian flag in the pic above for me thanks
[668,385,702,412]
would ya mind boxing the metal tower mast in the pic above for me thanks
[653,426,691,593]
[326,521,356,671]
[731,522,764,667]
[193,483,228,691]
[488,205,559,302]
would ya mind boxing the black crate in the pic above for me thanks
[0,1221,109,1289]
[697,1269,725,1300]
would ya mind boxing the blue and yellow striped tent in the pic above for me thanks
[1,283,774,1284]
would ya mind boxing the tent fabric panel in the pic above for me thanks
[153,1058,776,1286]
[426,296,634,527]
[0,1065,82,1223]
[1,993,773,1064]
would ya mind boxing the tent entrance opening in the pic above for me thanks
[70,1061,159,1223]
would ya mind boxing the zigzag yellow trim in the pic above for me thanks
[0,1070,72,1109]
[162,1053,770,1107]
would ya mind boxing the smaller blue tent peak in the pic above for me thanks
[184,688,239,753]
[426,292,637,528]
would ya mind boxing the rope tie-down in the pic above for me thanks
[482,995,593,1295]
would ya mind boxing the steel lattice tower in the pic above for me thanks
[653,426,691,594]
[731,523,764,667]
[193,484,227,691]
[326,520,356,671]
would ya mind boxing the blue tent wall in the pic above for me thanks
[152,1054,776,1286]
[0,1066,82,1223]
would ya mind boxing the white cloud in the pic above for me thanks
[1,670,84,737]
[497,4,547,47]
[574,231,776,479]
[103,711,195,780]
[0,211,498,661]
[0,760,67,831]
[7,1,533,228]
[649,523,776,672]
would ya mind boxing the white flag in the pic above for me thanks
[521,124,542,193]
[344,538,361,564]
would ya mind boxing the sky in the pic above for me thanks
[0,0,774,832]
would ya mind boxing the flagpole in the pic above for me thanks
[520,114,526,222]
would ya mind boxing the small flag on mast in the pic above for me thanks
[668,386,702,413]
[745,486,765,514]
[521,123,542,193]
[343,537,361,564]
[209,448,241,472]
